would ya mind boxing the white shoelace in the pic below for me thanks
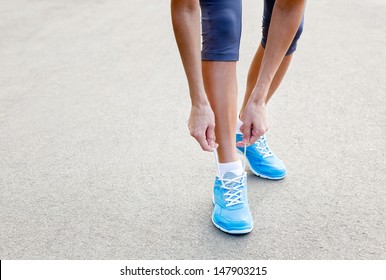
[255,136,273,158]
[213,144,247,207]
[219,174,245,207]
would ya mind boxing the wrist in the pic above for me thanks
[191,96,210,108]
[250,87,268,106]
[189,87,209,107]
[251,99,266,107]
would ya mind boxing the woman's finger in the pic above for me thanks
[242,122,252,145]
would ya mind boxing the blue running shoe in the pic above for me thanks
[236,134,286,180]
[212,170,253,234]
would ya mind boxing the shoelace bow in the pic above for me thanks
[213,144,247,207]
[255,136,273,158]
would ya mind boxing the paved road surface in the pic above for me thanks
[1,0,385,259]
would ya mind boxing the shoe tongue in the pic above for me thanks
[222,169,243,180]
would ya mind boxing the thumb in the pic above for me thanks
[206,124,216,148]
[242,123,251,145]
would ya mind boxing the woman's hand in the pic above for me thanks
[188,103,217,151]
[238,101,268,146]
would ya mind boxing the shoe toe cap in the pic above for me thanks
[213,205,253,231]
[249,156,287,179]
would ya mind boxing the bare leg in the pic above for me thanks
[239,43,292,118]
[202,61,238,163]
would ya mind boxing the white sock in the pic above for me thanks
[218,160,243,177]
[236,118,243,134]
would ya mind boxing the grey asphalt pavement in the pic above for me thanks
[1,0,385,259]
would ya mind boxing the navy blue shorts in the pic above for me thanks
[200,0,304,61]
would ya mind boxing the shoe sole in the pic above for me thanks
[237,149,286,180]
[211,196,253,234]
